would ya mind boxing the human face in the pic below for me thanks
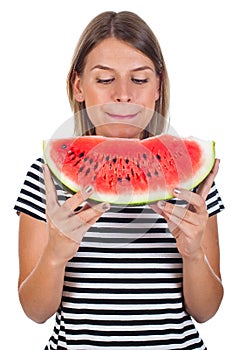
[73,37,160,138]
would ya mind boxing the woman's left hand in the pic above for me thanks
[150,159,220,258]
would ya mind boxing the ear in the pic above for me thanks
[154,75,160,101]
[73,73,85,102]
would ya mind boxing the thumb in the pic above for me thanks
[43,164,59,209]
[196,159,220,200]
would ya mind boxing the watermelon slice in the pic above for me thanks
[43,134,215,205]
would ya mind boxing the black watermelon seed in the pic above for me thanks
[117,177,122,182]
[106,155,110,161]
[74,159,81,166]
[68,151,75,160]
[154,170,159,176]
[85,168,90,176]
[156,154,161,161]
[61,144,67,149]
[113,157,117,163]
[125,158,129,164]
[126,175,131,181]
[143,153,147,159]
[78,166,85,173]
[78,152,84,158]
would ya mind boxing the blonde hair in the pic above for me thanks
[67,11,170,138]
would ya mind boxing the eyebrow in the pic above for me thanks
[90,65,154,72]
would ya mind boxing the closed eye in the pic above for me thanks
[96,78,115,84]
[132,78,148,84]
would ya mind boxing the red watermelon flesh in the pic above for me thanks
[43,134,215,205]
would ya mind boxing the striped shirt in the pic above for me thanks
[14,158,224,350]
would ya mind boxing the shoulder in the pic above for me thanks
[14,157,72,221]
[198,181,225,217]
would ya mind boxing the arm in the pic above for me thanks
[182,214,223,322]
[150,159,224,323]
[18,165,110,324]
[18,213,69,323]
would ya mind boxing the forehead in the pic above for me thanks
[84,37,154,70]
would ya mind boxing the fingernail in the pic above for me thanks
[174,188,181,195]
[102,203,110,211]
[157,200,166,209]
[84,185,93,194]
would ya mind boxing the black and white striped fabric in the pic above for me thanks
[14,158,224,350]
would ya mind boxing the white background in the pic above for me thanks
[1,0,232,348]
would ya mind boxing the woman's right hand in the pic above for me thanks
[43,164,110,264]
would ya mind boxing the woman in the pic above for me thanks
[15,11,224,349]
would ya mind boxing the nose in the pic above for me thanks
[113,80,132,103]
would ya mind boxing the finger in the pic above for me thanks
[172,188,207,214]
[156,200,194,223]
[62,185,94,212]
[61,222,91,243]
[196,159,220,200]
[78,202,110,224]
[150,202,184,237]
[152,201,195,234]
[63,202,110,231]
[43,164,59,209]
[150,201,175,219]
[61,202,110,243]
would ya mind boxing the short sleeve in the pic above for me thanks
[205,182,225,217]
[14,158,71,222]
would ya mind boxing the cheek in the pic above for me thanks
[140,92,158,110]
[83,88,97,107]
[86,93,110,111]
[86,104,105,128]
[82,82,109,107]
[135,85,159,108]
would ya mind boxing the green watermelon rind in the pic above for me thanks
[43,139,83,194]
[43,137,215,206]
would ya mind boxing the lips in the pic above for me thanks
[106,112,139,119]
[103,103,143,119]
